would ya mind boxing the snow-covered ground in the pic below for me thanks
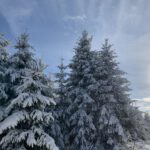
[127,141,150,150]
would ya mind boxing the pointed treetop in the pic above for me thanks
[104,38,109,45]
[102,39,112,51]
[0,34,9,62]
[15,33,33,50]
[101,39,118,62]
[60,57,64,67]
[76,30,92,48]
[82,30,88,38]
[60,57,64,64]
[56,57,67,81]
[0,34,9,48]
[59,57,65,68]
[81,30,92,41]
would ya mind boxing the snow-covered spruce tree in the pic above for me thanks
[144,113,150,138]
[67,31,96,150]
[0,34,9,150]
[89,40,126,150]
[49,58,67,150]
[0,34,9,121]
[91,39,146,149]
[127,104,148,140]
[0,34,58,150]
[100,41,147,141]
[144,113,150,124]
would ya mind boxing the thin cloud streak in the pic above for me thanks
[0,0,37,35]
[64,15,86,22]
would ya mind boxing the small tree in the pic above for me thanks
[49,58,67,150]
[0,34,58,150]
[144,113,150,123]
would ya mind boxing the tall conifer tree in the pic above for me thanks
[91,39,127,149]
[0,34,9,150]
[92,39,147,149]
[0,35,9,109]
[0,34,58,150]
[67,31,96,150]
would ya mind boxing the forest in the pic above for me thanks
[0,31,150,150]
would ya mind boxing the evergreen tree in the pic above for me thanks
[0,34,58,150]
[90,40,126,150]
[55,58,67,105]
[144,113,150,123]
[144,113,150,138]
[91,39,147,149]
[49,58,67,150]
[67,31,96,150]
[0,34,9,150]
[127,105,148,140]
[0,34,9,120]
[100,41,147,141]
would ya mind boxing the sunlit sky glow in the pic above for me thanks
[0,0,150,112]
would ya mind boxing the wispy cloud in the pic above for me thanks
[0,0,37,35]
[64,15,86,22]
[134,98,150,114]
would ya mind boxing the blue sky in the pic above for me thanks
[0,0,150,111]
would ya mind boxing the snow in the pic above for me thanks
[127,141,150,150]
[26,131,36,147]
[7,93,56,112]
[0,111,29,134]
[0,31,149,150]
[0,127,59,150]
[0,34,58,150]
[30,109,54,124]
[38,132,59,150]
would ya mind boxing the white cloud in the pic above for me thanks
[64,15,86,22]
[0,0,37,35]
[140,106,150,112]
[134,98,150,103]
[134,98,150,114]
[141,98,150,103]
